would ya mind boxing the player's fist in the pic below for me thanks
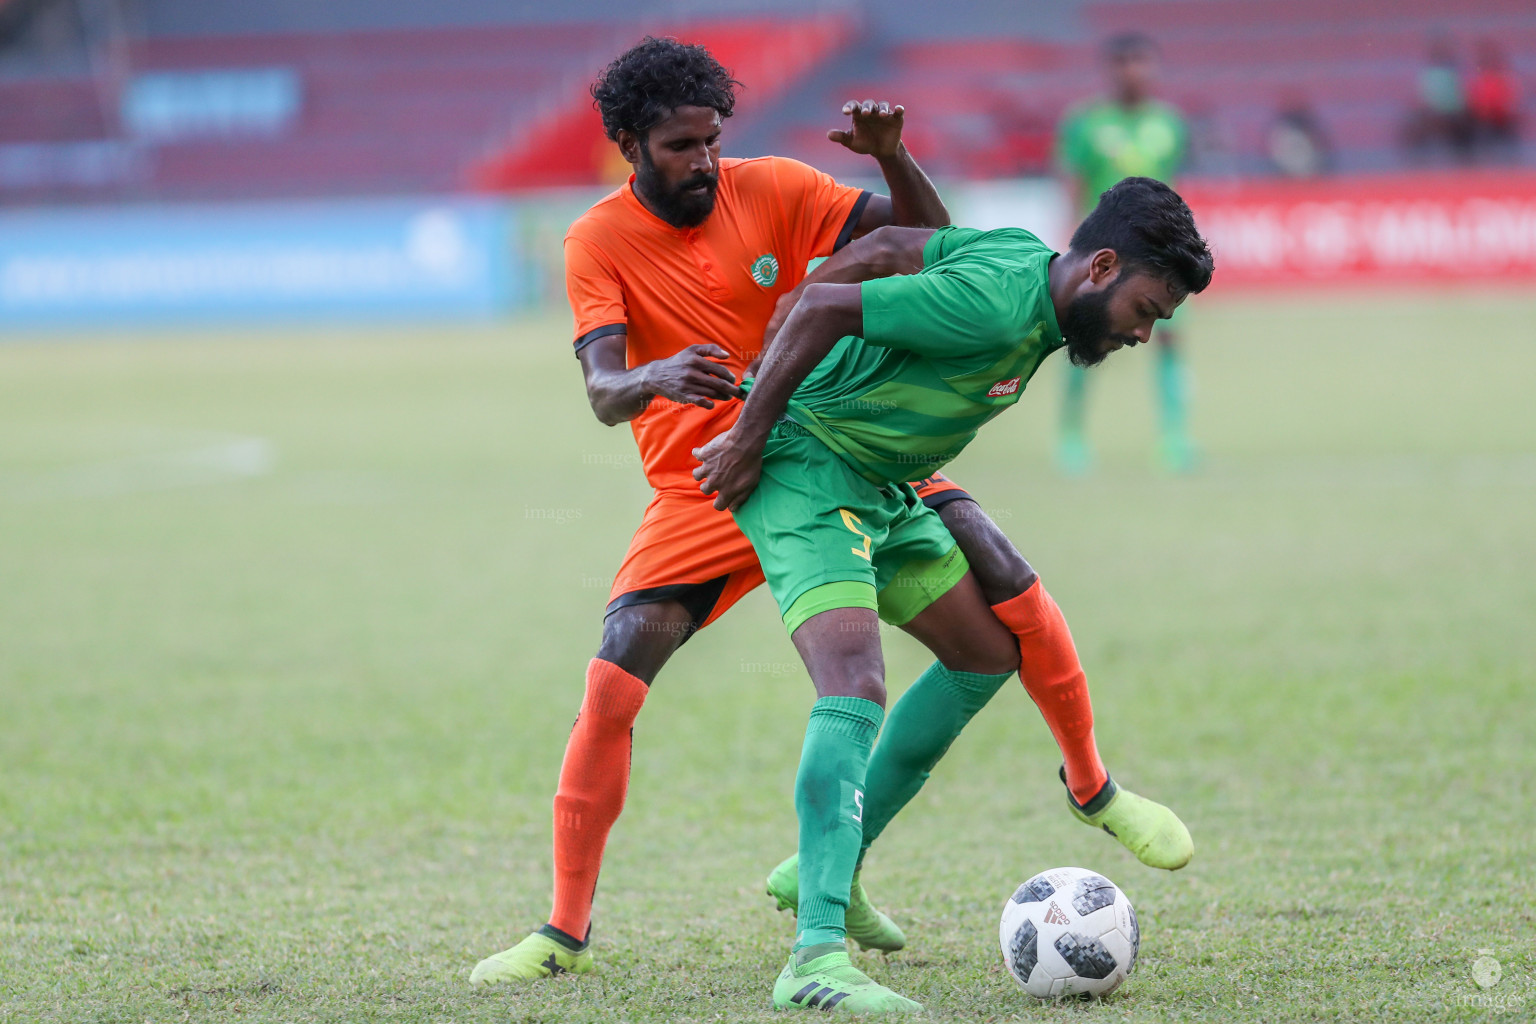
[829,99,905,159]
[642,344,741,409]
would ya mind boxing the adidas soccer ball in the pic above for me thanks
[999,866,1139,999]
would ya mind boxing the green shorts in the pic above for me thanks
[733,420,969,636]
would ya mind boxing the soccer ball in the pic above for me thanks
[998,866,1139,999]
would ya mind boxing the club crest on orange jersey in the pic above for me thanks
[987,376,1021,397]
[750,253,779,288]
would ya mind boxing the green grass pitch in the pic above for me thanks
[1,293,1532,1023]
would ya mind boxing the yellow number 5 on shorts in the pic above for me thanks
[840,509,873,561]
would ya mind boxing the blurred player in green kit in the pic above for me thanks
[1056,32,1195,473]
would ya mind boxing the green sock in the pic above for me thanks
[1155,342,1188,438]
[1061,362,1088,439]
[793,695,884,950]
[859,662,1013,861]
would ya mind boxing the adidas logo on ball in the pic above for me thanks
[1001,867,1140,1000]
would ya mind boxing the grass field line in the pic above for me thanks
[0,431,274,500]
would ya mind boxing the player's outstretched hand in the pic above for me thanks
[643,344,742,409]
[692,427,762,512]
[829,99,905,159]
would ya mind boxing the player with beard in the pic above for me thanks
[693,177,1211,1013]
[471,36,1190,996]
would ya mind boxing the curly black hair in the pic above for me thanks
[590,36,742,143]
[1069,177,1214,295]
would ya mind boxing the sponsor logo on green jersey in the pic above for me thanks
[987,376,1022,397]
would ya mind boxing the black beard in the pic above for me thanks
[635,148,718,228]
[1059,281,1137,368]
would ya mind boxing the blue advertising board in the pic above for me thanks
[0,196,519,328]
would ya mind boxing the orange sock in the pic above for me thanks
[548,658,648,942]
[991,581,1108,804]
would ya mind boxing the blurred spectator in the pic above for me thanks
[1466,39,1521,160]
[1403,37,1472,162]
[1183,99,1239,178]
[1267,92,1332,177]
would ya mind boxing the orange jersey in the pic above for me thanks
[564,156,868,490]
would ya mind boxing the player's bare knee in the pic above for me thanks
[596,602,692,683]
[815,668,887,705]
[940,500,1038,603]
[811,666,884,706]
[937,629,1019,677]
[791,607,888,707]
[981,633,1024,676]
[800,640,886,704]
[903,576,1020,676]
[981,558,1038,604]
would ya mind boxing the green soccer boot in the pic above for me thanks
[469,929,594,986]
[766,855,906,952]
[1064,767,1194,870]
[772,945,923,1014]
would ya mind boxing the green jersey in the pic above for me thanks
[783,226,1063,486]
[1057,99,1188,211]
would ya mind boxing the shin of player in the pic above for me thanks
[924,486,1108,805]
[548,658,649,943]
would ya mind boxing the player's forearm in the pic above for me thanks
[877,143,948,228]
[585,365,654,426]
[777,230,928,325]
[814,226,932,284]
[752,229,927,373]
[736,284,861,444]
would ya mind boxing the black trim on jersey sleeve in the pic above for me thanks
[604,574,731,637]
[573,323,626,355]
[832,191,873,252]
[919,484,975,511]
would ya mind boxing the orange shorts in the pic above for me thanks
[607,471,974,630]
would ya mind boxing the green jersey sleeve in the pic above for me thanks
[861,238,1017,369]
[921,225,988,264]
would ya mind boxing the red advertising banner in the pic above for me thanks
[1180,172,1536,288]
